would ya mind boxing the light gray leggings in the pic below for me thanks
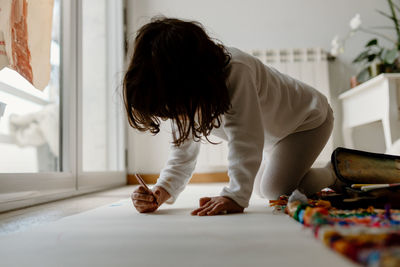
[254,108,335,199]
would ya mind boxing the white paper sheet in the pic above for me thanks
[0,185,356,267]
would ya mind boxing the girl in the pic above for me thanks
[124,17,338,216]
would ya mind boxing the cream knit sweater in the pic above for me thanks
[155,47,330,208]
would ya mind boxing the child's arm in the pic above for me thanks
[214,63,265,209]
[153,125,201,204]
[192,63,265,216]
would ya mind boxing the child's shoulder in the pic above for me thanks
[227,47,266,78]
[227,47,254,66]
[227,47,265,73]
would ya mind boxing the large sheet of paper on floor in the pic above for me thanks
[0,185,356,267]
[0,0,53,90]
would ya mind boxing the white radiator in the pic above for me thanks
[251,48,331,99]
[195,48,333,172]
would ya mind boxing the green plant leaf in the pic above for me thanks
[353,50,371,63]
[384,48,399,64]
[367,54,376,62]
[365,39,378,47]
[357,67,370,83]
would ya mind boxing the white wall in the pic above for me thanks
[126,0,392,174]
[127,0,391,66]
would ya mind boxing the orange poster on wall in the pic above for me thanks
[0,0,54,91]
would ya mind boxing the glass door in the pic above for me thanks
[0,0,126,212]
[0,0,61,173]
[0,0,76,211]
[77,0,126,189]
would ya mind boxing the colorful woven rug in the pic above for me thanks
[270,190,400,267]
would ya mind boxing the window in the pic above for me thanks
[77,0,126,189]
[81,0,124,172]
[0,0,126,212]
[0,0,61,173]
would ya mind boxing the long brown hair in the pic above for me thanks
[123,17,231,146]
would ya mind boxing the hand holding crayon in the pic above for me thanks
[130,174,171,213]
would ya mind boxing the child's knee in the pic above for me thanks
[259,182,293,200]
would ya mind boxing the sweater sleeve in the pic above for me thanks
[155,123,201,204]
[219,63,265,208]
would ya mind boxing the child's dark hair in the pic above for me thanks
[123,17,231,146]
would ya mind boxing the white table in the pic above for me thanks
[339,73,400,151]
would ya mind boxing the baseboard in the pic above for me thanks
[127,172,229,185]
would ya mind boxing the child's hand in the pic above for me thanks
[131,186,170,213]
[191,196,244,216]
[131,186,158,213]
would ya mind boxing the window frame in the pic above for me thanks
[0,0,126,212]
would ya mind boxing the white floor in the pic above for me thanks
[0,184,357,267]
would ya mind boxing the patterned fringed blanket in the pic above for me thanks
[270,190,400,266]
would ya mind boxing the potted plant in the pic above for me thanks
[331,0,400,84]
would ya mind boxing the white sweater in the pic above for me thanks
[155,47,330,208]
